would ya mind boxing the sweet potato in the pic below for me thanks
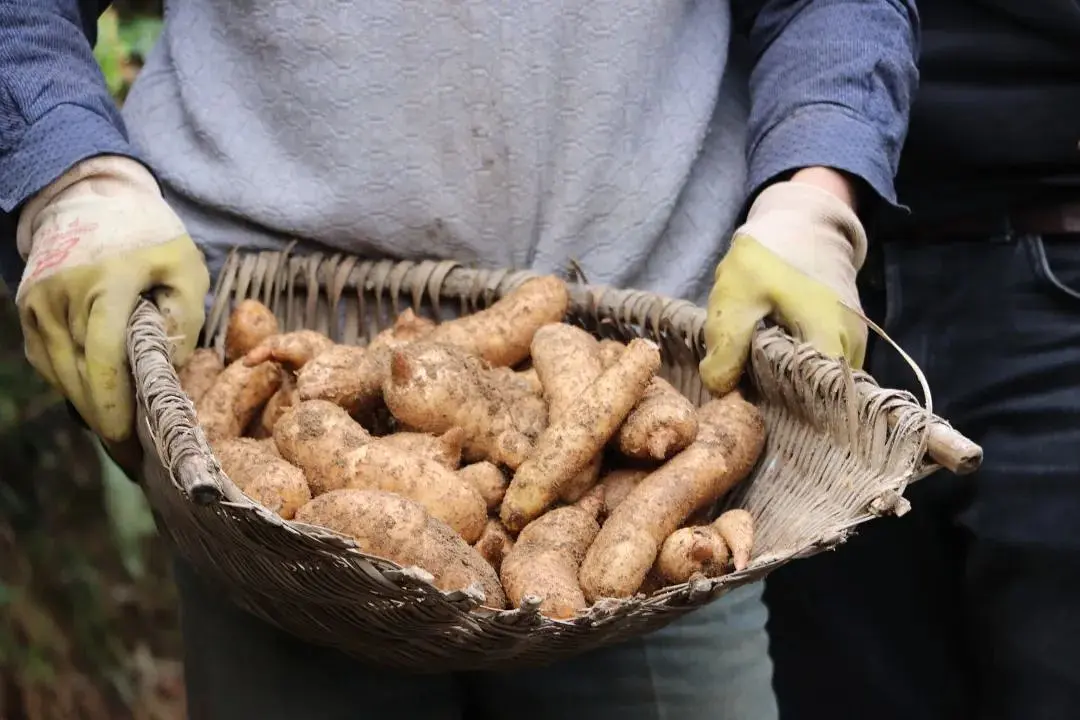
[598,340,698,461]
[256,437,281,457]
[499,498,603,619]
[500,338,661,532]
[295,489,506,608]
[294,345,380,415]
[655,524,731,584]
[530,323,605,502]
[212,438,311,519]
[597,339,626,369]
[489,366,543,398]
[504,391,548,443]
[383,342,536,469]
[344,441,487,542]
[578,391,765,601]
[273,400,373,495]
[424,276,570,367]
[252,371,298,438]
[473,519,514,572]
[243,330,334,368]
[376,428,466,470]
[596,468,649,517]
[197,359,283,441]
[178,348,224,405]
[716,509,755,571]
[274,400,485,541]
[616,376,698,461]
[654,509,755,582]
[290,312,436,416]
[458,461,508,511]
[486,366,549,441]
[514,367,544,396]
[369,309,437,350]
[224,299,279,363]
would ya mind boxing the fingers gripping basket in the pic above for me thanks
[128,248,982,673]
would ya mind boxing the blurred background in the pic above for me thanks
[0,3,187,718]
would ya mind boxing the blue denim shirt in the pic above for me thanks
[0,0,919,286]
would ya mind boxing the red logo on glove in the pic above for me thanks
[26,218,99,282]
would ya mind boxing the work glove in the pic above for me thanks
[15,155,210,442]
[699,180,868,395]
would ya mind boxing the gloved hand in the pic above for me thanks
[699,180,868,394]
[15,155,210,442]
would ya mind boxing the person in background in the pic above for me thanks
[764,2,1080,719]
[0,1,917,718]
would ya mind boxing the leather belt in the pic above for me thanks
[914,200,1080,242]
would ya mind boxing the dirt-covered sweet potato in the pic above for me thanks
[295,489,506,608]
[212,438,311,519]
[291,312,439,418]
[598,340,699,462]
[244,330,335,369]
[655,525,730,584]
[458,461,508,511]
[294,345,377,415]
[500,338,661,532]
[499,491,604,619]
[196,359,283,441]
[383,342,537,469]
[178,348,224,405]
[473,519,514,573]
[274,401,486,541]
[595,468,649,518]
[530,323,605,502]
[578,391,766,601]
[424,276,570,367]
[375,428,466,470]
[616,376,699,462]
[344,441,487,543]
[368,309,437,350]
[716,509,755,571]
[224,299,279,363]
[655,509,755,583]
[273,400,373,495]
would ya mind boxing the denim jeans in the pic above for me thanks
[175,556,777,720]
[765,233,1080,720]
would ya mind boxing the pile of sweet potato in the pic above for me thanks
[177,276,766,619]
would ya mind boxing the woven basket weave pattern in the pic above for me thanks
[128,249,967,672]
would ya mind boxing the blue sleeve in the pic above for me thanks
[0,0,140,216]
[734,0,920,207]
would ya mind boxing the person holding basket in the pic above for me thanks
[0,1,918,718]
[765,2,1080,718]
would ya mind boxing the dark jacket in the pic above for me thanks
[896,0,1080,223]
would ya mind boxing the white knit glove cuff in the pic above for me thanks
[16,156,187,298]
[735,181,868,311]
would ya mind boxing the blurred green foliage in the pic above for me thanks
[93,7,164,103]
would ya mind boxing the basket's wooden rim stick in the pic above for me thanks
[842,305,982,477]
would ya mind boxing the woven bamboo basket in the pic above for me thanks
[127,247,982,673]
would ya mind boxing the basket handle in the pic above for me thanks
[846,307,982,477]
[127,297,232,505]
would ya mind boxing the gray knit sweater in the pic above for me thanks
[121,0,750,302]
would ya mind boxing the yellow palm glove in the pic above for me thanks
[699,180,868,394]
[15,156,210,442]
